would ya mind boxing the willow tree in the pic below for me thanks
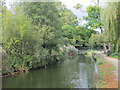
[101,2,120,54]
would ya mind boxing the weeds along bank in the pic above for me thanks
[2,44,79,76]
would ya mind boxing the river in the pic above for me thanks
[2,55,98,88]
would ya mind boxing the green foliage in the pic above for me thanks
[23,2,62,28]
[96,58,104,65]
[101,2,120,53]
[74,4,103,48]
[22,2,67,53]
[83,6,103,30]
[89,33,107,47]
[62,25,96,46]
[1,2,65,74]
[109,53,120,60]
[60,8,78,25]
[76,26,96,46]
[74,3,83,9]
[2,4,37,72]
[87,2,120,55]
[1,1,99,75]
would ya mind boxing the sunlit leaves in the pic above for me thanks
[74,3,83,9]
[83,6,102,30]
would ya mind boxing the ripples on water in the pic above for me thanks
[3,55,97,88]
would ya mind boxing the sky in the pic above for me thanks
[59,0,101,32]
[59,0,95,25]
[59,0,103,32]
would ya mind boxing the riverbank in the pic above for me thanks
[3,55,96,88]
[96,54,118,88]
[2,57,63,78]
[87,50,119,88]
[1,44,82,78]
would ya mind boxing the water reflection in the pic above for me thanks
[3,55,97,88]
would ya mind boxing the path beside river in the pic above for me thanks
[95,51,119,88]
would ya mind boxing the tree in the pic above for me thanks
[62,25,96,47]
[89,1,120,55]
[83,6,103,33]
[101,2,120,54]
[74,3,86,12]
[22,2,64,54]
[89,33,107,48]
[74,3,83,10]
[60,8,78,25]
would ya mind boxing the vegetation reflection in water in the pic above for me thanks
[3,55,97,88]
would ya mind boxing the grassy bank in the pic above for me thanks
[109,53,120,60]
[96,57,117,88]
[86,50,120,60]
[86,50,118,88]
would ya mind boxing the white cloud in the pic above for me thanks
[5,0,15,9]
[59,0,94,9]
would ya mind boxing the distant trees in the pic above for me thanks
[89,33,106,48]
[89,2,120,55]
[83,6,103,33]
[74,2,103,32]
[62,25,96,47]
[74,1,119,56]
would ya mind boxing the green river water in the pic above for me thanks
[2,55,97,88]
